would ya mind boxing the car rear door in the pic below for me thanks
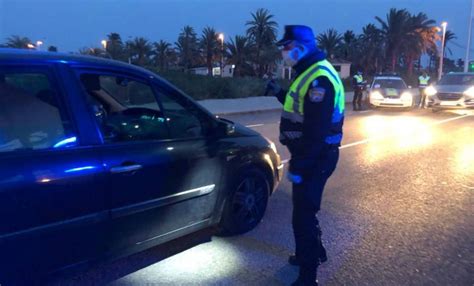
[72,68,222,252]
[0,64,109,281]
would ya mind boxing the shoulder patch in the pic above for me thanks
[309,87,325,103]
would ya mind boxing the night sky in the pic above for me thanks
[0,0,471,60]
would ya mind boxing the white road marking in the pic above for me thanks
[246,124,264,128]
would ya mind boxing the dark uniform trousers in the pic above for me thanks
[352,87,364,110]
[291,144,339,278]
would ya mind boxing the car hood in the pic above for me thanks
[434,85,470,94]
[233,122,260,137]
[372,88,409,97]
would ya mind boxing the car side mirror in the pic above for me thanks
[216,119,235,136]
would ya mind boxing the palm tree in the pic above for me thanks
[176,25,200,70]
[106,32,124,60]
[340,30,357,60]
[317,29,343,58]
[246,8,278,77]
[401,13,437,74]
[126,37,152,66]
[4,35,32,49]
[443,30,457,57]
[153,40,173,71]
[357,24,384,74]
[200,27,219,76]
[226,35,255,77]
[376,8,412,71]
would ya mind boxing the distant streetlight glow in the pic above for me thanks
[27,43,35,49]
[101,40,107,50]
[36,40,43,51]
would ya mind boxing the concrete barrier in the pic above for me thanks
[198,92,356,115]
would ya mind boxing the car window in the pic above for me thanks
[78,73,169,143]
[438,74,474,86]
[156,89,208,139]
[0,70,76,153]
[373,79,407,89]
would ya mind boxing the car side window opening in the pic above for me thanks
[155,88,210,139]
[79,73,169,143]
[0,70,75,153]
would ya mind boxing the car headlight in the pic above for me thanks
[425,86,437,96]
[401,92,413,101]
[463,86,474,98]
[370,91,384,100]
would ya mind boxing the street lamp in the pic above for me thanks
[36,41,43,51]
[218,33,224,77]
[465,0,473,72]
[101,40,107,50]
[438,21,448,80]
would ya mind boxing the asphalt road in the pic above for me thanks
[49,107,474,286]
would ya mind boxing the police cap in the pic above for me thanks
[276,25,316,48]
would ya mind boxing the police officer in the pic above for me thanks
[267,25,344,286]
[418,71,430,108]
[352,70,365,111]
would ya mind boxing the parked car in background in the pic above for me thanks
[0,49,282,284]
[367,74,415,109]
[425,72,474,111]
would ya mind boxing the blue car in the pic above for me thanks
[0,49,282,283]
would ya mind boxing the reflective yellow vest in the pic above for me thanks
[354,74,364,84]
[281,60,345,144]
[419,75,430,86]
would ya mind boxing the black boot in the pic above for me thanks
[288,247,327,266]
[288,254,299,266]
[291,266,318,286]
[291,278,318,286]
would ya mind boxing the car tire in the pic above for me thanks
[218,167,270,236]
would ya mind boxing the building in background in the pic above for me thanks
[189,64,236,77]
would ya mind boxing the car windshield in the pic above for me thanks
[373,79,407,89]
[438,74,474,86]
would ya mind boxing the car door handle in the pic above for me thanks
[110,164,143,174]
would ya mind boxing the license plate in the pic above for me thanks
[440,101,458,106]
[385,98,400,103]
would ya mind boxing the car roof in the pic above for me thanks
[373,76,404,80]
[0,48,156,77]
[444,72,474,76]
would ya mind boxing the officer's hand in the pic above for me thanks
[265,80,282,96]
[287,171,303,184]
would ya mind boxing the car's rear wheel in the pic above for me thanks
[219,168,270,236]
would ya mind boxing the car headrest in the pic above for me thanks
[80,74,101,91]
